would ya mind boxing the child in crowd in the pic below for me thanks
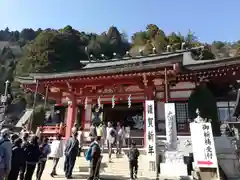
[127,141,140,180]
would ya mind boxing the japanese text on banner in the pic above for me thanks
[145,100,156,161]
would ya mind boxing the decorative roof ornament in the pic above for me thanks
[112,95,115,108]
[220,121,228,136]
[139,49,143,56]
[167,45,172,52]
[128,94,131,108]
[181,42,186,50]
[194,109,206,123]
[84,97,88,110]
[152,47,156,54]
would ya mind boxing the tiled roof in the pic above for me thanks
[16,47,240,82]
[183,53,240,70]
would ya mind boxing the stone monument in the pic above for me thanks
[160,103,188,176]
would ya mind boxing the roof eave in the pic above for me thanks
[30,61,177,80]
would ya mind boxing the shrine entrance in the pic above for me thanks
[103,103,144,145]
[103,103,143,128]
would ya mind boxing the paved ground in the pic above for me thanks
[40,158,156,180]
[38,154,190,180]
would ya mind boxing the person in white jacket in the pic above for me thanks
[49,134,63,177]
[106,122,116,162]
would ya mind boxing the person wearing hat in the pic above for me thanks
[0,128,12,180]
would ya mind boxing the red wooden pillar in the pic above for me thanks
[65,96,76,139]
[144,86,154,148]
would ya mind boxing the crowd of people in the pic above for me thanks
[85,121,140,180]
[65,121,140,180]
[0,128,52,180]
[88,121,128,163]
[0,121,140,180]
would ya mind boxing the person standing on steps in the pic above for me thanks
[101,123,107,152]
[24,135,41,180]
[96,124,103,150]
[36,137,51,180]
[116,121,124,155]
[7,138,24,180]
[49,134,63,177]
[64,131,79,179]
[88,136,102,180]
[78,127,84,157]
[89,122,97,143]
[127,141,140,180]
[0,128,12,180]
[106,122,116,163]
[19,132,29,180]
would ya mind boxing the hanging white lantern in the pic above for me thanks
[84,97,88,109]
[112,95,115,108]
[97,96,101,108]
[128,94,131,108]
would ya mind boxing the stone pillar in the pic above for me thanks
[164,103,177,150]
[160,102,188,176]
[65,96,77,139]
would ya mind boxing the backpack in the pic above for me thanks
[110,129,116,137]
[85,143,96,161]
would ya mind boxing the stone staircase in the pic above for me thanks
[77,153,156,178]
[15,108,33,127]
[49,153,157,178]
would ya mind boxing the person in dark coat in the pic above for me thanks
[88,136,102,180]
[7,138,25,180]
[24,135,41,180]
[127,141,140,180]
[19,132,29,180]
[64,131,79,179]
[36,137,51,180]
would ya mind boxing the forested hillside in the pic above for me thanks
[0,24,240,107]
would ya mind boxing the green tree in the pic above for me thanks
[31,105,46,132]
[188,84,220,136]
[16,29,86,75]
[19,28,37,41]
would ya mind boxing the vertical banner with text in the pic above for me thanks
[145,100,157,168]
[190,122,218,168]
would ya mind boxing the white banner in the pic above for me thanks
[190,122,218,168]
[145,100,157,162]
[164,103,177,150]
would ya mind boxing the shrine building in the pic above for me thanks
[16,47,240,147]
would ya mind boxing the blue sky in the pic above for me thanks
[0,0,239,43]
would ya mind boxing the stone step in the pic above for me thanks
[45,156,190,180]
